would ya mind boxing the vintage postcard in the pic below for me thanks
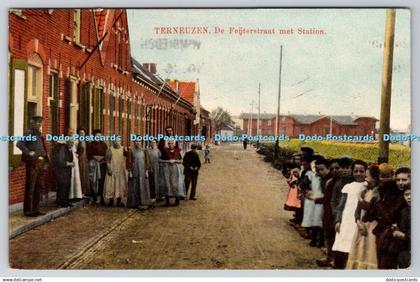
[7,8,411,270]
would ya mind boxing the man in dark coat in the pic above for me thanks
[183,144,201,200]
[52,141,74,207]
[16,116,49,217]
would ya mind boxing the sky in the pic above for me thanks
[127,9,410,131]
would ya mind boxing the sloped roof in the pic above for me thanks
[131,57,194,109]
[132,58,171,91]
[240,113,377,125]
[166,80,196,104]
[221,124,235,131]
[240,113,276,119]
[290,115,358,125]
[178,82,195,104]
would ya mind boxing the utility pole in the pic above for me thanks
[275,45,283,136]
[257,83,261,136]
[274,45,283,160]
[378,9,396,164]
[249,101,255,135]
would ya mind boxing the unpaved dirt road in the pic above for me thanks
[9,143,323,269]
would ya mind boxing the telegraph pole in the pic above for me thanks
[274,45,283,160]
[275,45,283,136]
[249,101,255,135]
[257,83,261,136]
[378,9,396,163]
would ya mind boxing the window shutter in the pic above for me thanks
[9,59,28,167]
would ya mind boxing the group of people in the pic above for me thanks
[17,116,209,217]
[282,146,411,269]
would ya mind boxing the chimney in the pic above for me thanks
[143,63,150,72]
[150,63,157,74]
[175,80,179,92]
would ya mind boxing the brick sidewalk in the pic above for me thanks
[9,199,89,239]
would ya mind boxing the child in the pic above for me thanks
[301,157,330,247]
[375,167,411,269]
[346,165,381,269]
[183,144,201,200]
[316,158,340,267]
[394,188,411,268]
[284,163,302,216]
[204,144,211,163]
[332,160,367,269]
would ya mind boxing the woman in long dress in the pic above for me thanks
[346,165,381,269]
[77,128,90,197]
[69,139,83,201]
[159,140,183,206]
[127,141,152,210]
[147,140,160,202]
[332,160,368,269]
[104,141,128,206]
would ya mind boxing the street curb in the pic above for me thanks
[9,198,90,240]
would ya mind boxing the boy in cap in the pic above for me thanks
[183,144,201,200]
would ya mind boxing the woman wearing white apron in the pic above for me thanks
[69,138,83,201]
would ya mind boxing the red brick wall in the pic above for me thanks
[354,118,377,136]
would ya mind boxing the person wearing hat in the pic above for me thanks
[183,143,201,200]
[17,116,49,217]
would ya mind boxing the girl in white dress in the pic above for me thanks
[332,160,368,268]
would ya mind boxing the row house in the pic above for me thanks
[241,113,378,137]
[8,8,196,208]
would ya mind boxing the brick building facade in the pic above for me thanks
[167,80,213,141]
[241,113,378,137]
[8,9,197,207]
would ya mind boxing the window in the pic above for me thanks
[93,87,104,132]
[49,72,59,135]
[73,9,81,43]
[27,64,42,129]
[10,60,27,159]
[69,78,78,131]
[134,97,139,134]
[109,93,115,134]
[79,82,92,134]
[140,100,144,135]
[267,119,271,126]
[118,96,123,135]
[126,99,131,144]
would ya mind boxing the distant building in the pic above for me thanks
[231,115,243,130]
[240,113,378,138]
[220,124,235,137]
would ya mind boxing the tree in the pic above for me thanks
[210,107,233,133]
